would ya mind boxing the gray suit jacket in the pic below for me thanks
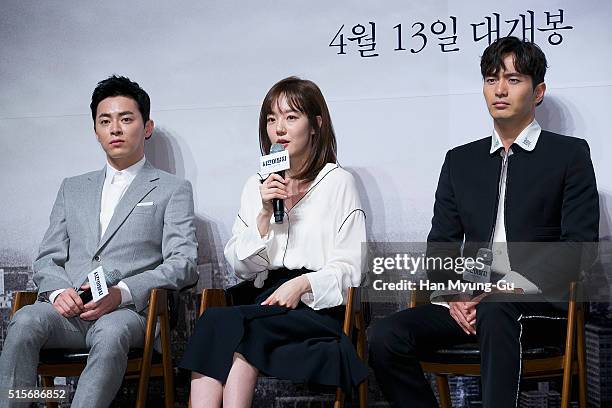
[33,161,198,313]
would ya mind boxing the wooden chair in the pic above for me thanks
[410,282,587,408]
[189,286,367,408]
[11,288,174,408]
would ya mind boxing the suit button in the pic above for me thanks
[94,255,101,262]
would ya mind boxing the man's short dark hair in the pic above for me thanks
[480,36,548,89]
[90,75,150,124]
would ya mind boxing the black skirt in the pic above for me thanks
[179,268,368,392]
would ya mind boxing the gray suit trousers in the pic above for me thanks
[0,301,146,408]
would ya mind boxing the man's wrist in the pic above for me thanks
[48,288,68,304]
[115,281,133,307]
[106,287,122,310]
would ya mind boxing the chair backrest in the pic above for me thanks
[11,291,37,317]
[408,288,431,308]
[143,289,169,341]
[341,287,360,336]
[149,289,169,317]
[564,282,580,354]
[198,289,226,317]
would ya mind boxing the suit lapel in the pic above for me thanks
[87,168,105,247]
[95,162,159,252]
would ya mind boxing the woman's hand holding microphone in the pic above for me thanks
[257,174,288,237]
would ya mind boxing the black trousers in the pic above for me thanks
[368,295,566,408]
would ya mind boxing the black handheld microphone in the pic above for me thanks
[78,268,122,303]
[269,143,286,224]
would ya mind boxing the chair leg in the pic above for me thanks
[41,376,58,408]
[436,375,452,408]
[356,311,367,408]
[135,365,151,408]
[160,313,174,408]
[136,291,159,408]
[561,291,577,408]
[358,382,367,408]
[560,358,573,407]
[334,388,345,408]
[576,307,587,408]
[163,365,174,408]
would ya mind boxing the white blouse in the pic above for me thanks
[224,163,366,310]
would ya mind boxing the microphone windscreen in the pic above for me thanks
[270,143,285,154]
[476,248,493,266]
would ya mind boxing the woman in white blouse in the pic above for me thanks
[181,77,368,408]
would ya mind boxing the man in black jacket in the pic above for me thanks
[369,37,599,408]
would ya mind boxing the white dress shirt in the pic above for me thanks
[224,163,366,310]
[489,120,541,294]
[49,157,146,306]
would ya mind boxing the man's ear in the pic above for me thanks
[534,82,546,106]
[144,119,154,140]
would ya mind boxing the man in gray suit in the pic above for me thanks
[0,75,198,407]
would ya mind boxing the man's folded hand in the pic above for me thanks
[52,288,84,318]
[79,285,122,321]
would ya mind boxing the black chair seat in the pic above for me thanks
[419,343,563,365]
[39,348,163,365]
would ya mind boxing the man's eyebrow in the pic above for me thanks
[97,111,135,118]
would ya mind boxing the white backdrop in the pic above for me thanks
[1,0,611,276]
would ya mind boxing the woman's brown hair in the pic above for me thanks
[259,76,337,183]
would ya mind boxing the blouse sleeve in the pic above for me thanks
[224,176,275,283]
[302,173,366,310]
